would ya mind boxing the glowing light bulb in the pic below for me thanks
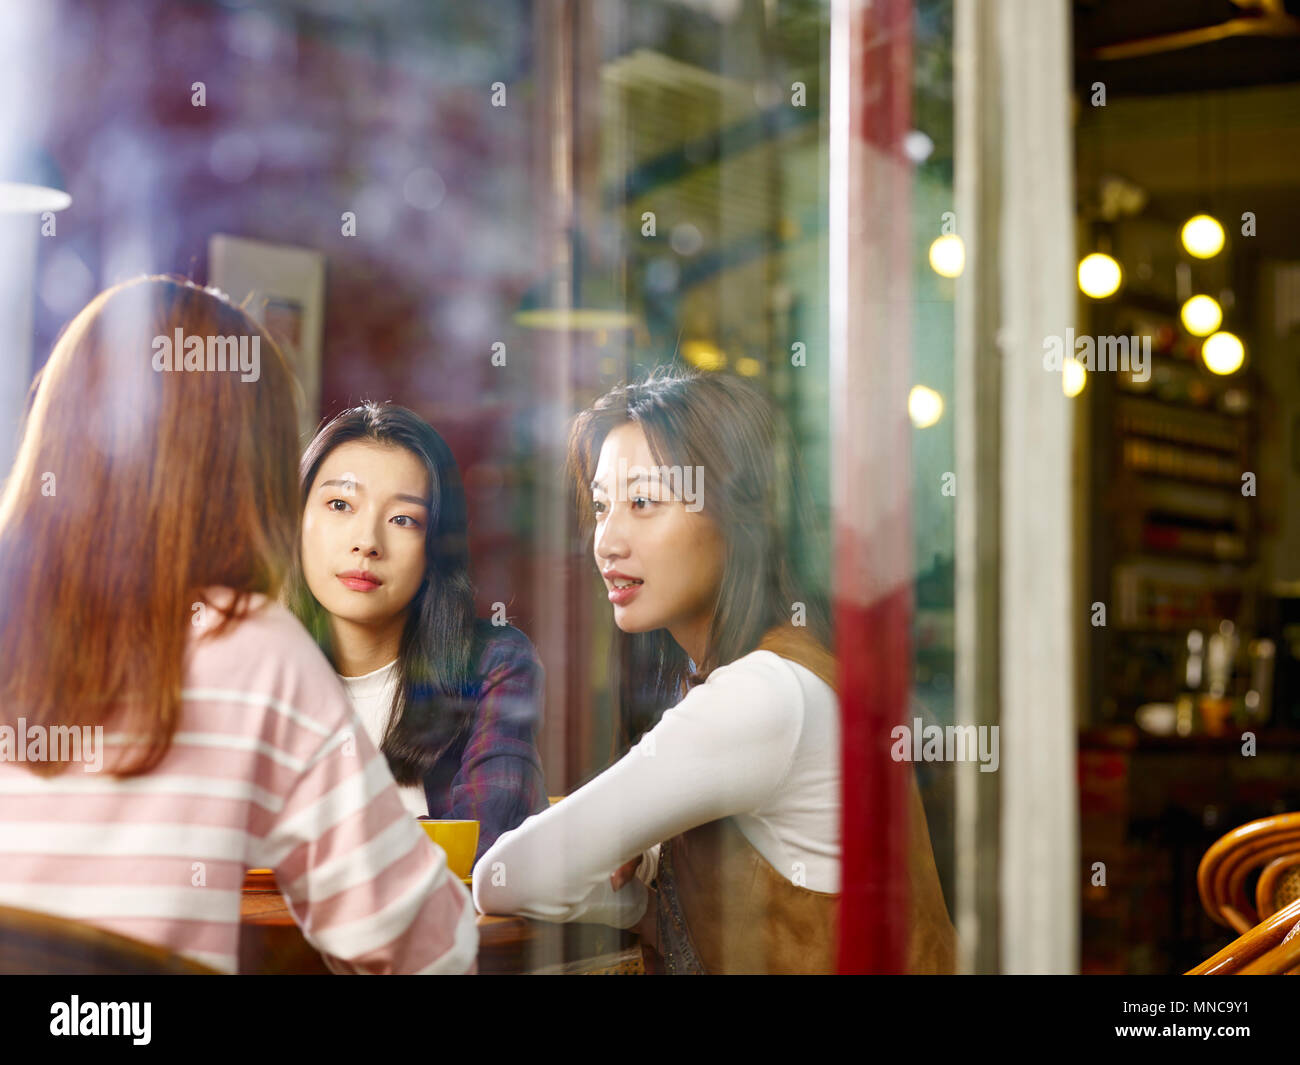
[908,385,944,428]
[1202,331,1244,375]
[1078,253,1122,299]
[928,235,965,278]
[1180,295,1222,337]
[1181,214,1225,259]
[1063,358,1087,397]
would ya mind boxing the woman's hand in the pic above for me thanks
[610,855,643,891]
[612,855,657,950]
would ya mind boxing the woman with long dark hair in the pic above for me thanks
[473,369,954,974]
[287,402,547,859]
[0,277,476,974]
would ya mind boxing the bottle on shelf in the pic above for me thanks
[1200,620,1237,736]
[1243,638,1276,728]
[1175,629,1204,737]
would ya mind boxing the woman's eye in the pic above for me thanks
[391,515,420,528]
[631,495,653,509]
[326,498,350,512]
[592,498,607,516]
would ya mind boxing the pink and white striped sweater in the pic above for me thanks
[0,588,478,974]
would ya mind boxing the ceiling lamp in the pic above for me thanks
[1078,253,1122,299]
[1063,358,1087,397]
[1202,331,1244,375]
[1181,214,1225,259]
[928,235,964,278]
[1180,295,1222,337]
[908,384,944,428]
[0,144,71,214]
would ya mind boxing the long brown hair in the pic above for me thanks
[565,369,832,722]
[0,276,300,776]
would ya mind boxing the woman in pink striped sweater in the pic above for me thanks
[0,276,477,974]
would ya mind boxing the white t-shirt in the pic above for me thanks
[338,659,429,817]
[472,649,840,928]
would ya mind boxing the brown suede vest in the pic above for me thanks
[642,626,957,975]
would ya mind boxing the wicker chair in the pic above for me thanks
[1189,812,1300,974]
[1187,896,1300,974]
[1196,812,1300,934]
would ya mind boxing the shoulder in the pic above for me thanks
[191,589,326,662]
[461,622,543,730]
[668,650,810,740]
[184,588,351,731]
[705,649,811,698]
[635,651,810,796]
[472,622,543,682]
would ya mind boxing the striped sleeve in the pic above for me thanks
[250,687,479,974]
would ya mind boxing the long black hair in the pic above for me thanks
[566,369,832,726]
[286,401,485,785]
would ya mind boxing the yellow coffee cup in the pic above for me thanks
[417,818,479,880]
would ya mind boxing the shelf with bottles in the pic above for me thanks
[1122,440,1247,488]
[1108,405,1256,565]
[1101,301,1254,413]
[1108,302,1212,360]
[1120,479,1250,526]
[1088,274,1260,733]
[1080,725,1300,752]
[1116,362,1254,416]
[1111,500,1250,565]
[1100,619,1278,738]
[1104,286,1182,322]
[1136,523,1248,563]
[1116,394,1247,453]
[1112,557,1246,632]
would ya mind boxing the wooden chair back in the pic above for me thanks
[0,904,219,975]
[1196,812,1300,934]
[1188,897,1300,975]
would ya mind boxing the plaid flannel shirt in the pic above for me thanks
[421,624,549,861]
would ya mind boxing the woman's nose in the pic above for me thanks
[595,512,628,560]
[352,519,383,557]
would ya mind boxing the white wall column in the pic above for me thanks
[955,0,1078,974]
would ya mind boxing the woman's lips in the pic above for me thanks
[607,580,642,606]
[337,572,382,592]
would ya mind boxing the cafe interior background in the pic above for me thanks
[2,0,1300,974]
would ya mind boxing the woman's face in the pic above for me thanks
[591,422,725,654]
[301,440,431,629]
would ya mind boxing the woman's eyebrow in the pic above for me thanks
[319,479,427,507]
[592,471,660,489]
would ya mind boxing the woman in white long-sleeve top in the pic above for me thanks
[472,369,954,974]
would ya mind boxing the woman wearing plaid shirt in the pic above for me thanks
[288,402,548,862]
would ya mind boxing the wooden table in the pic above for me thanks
[239,876,641,974]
